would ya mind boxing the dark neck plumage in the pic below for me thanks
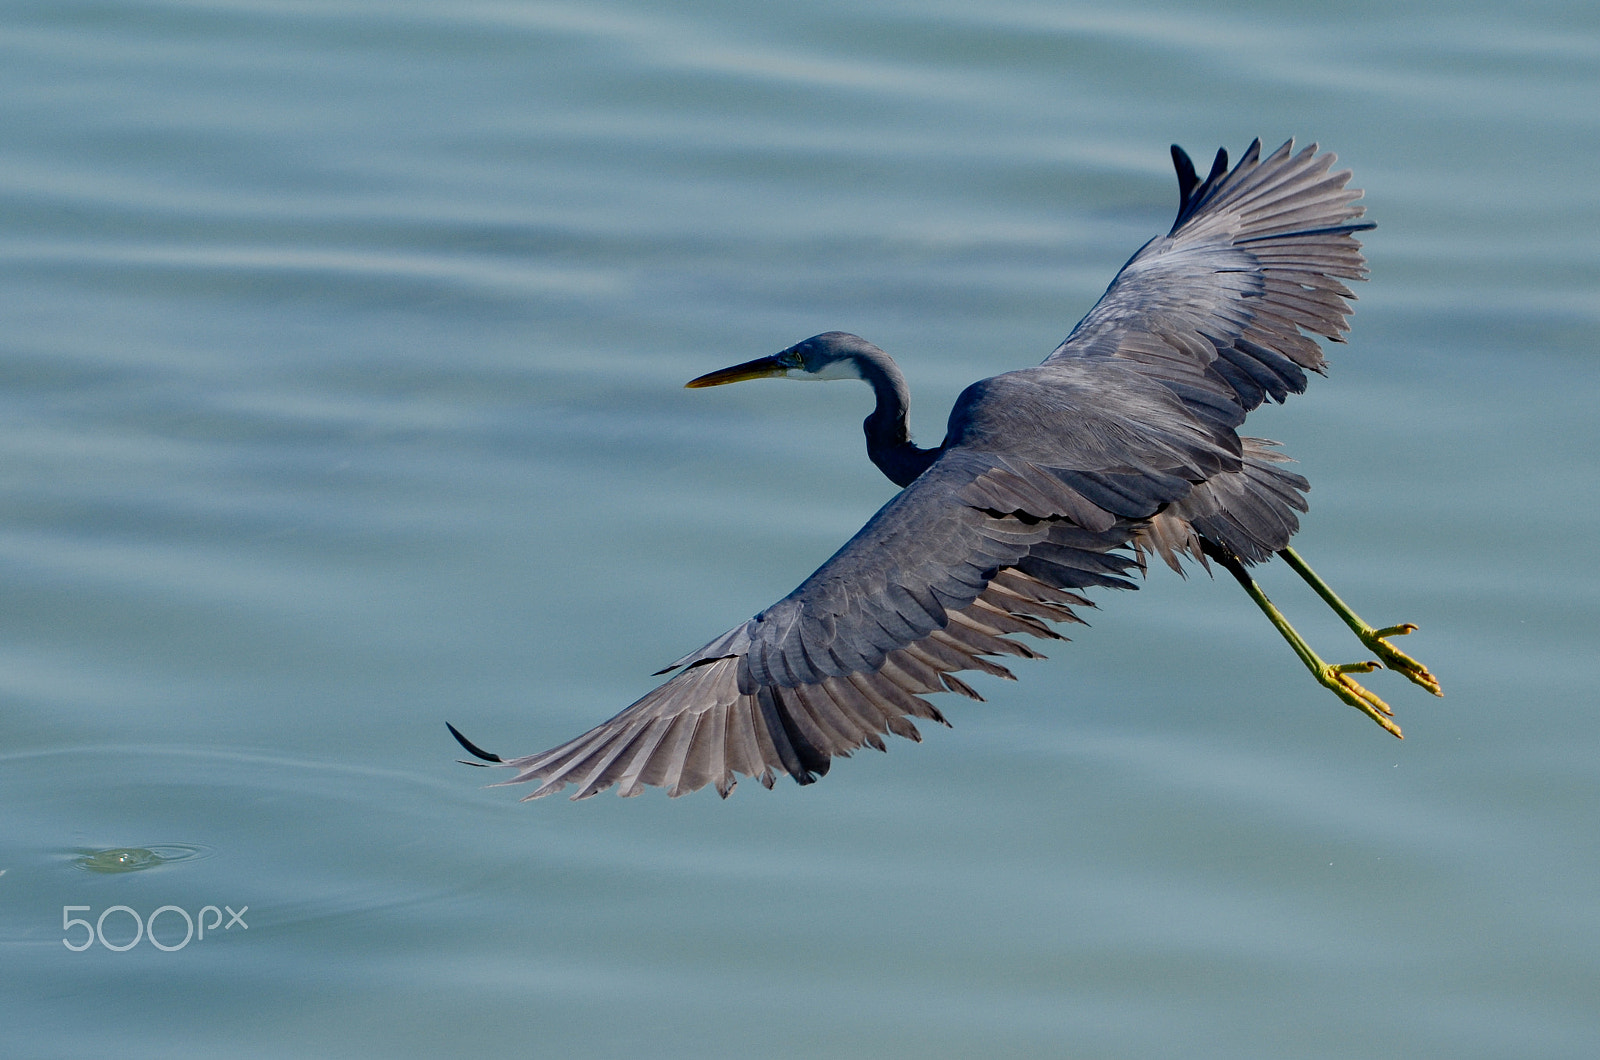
[853,349,941,488]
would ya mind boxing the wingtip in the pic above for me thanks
[1208,145,1230,183]
[446,721,504,764]
[1169,142,1231,232]
[1171,144,1199,208]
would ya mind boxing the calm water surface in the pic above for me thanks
[2,1,1597,1057]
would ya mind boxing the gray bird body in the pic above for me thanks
[451,138,1439,801]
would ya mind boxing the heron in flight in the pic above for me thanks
[450,138,1440,800]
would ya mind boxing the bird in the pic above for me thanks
[448,137,1441,801]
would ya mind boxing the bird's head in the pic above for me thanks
[685,332,878,388]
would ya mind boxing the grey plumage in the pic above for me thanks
[451,138,1440,801]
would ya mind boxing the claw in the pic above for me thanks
[1359,622,1443,697]
[1320,662,1404,738]
[1275,548,1443,704]
[1218,546,1428,740]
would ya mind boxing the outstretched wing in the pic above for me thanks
[455,457,1136,801]
[1046,138,1373,431]
[455,366,1242,800]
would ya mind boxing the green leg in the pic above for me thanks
[1278,546,1442,697]
[1208,547,1404,738]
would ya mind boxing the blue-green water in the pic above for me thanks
[2,1,1597,1056]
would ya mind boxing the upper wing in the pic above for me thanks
[1045,138,1373,430]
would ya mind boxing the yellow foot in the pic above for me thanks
[1359,623,1442,697]
[1319,660,1404,739]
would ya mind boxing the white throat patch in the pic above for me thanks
[791,359,864,382]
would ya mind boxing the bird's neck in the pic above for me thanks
[855,352,941,488]
[866,418,940,487]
